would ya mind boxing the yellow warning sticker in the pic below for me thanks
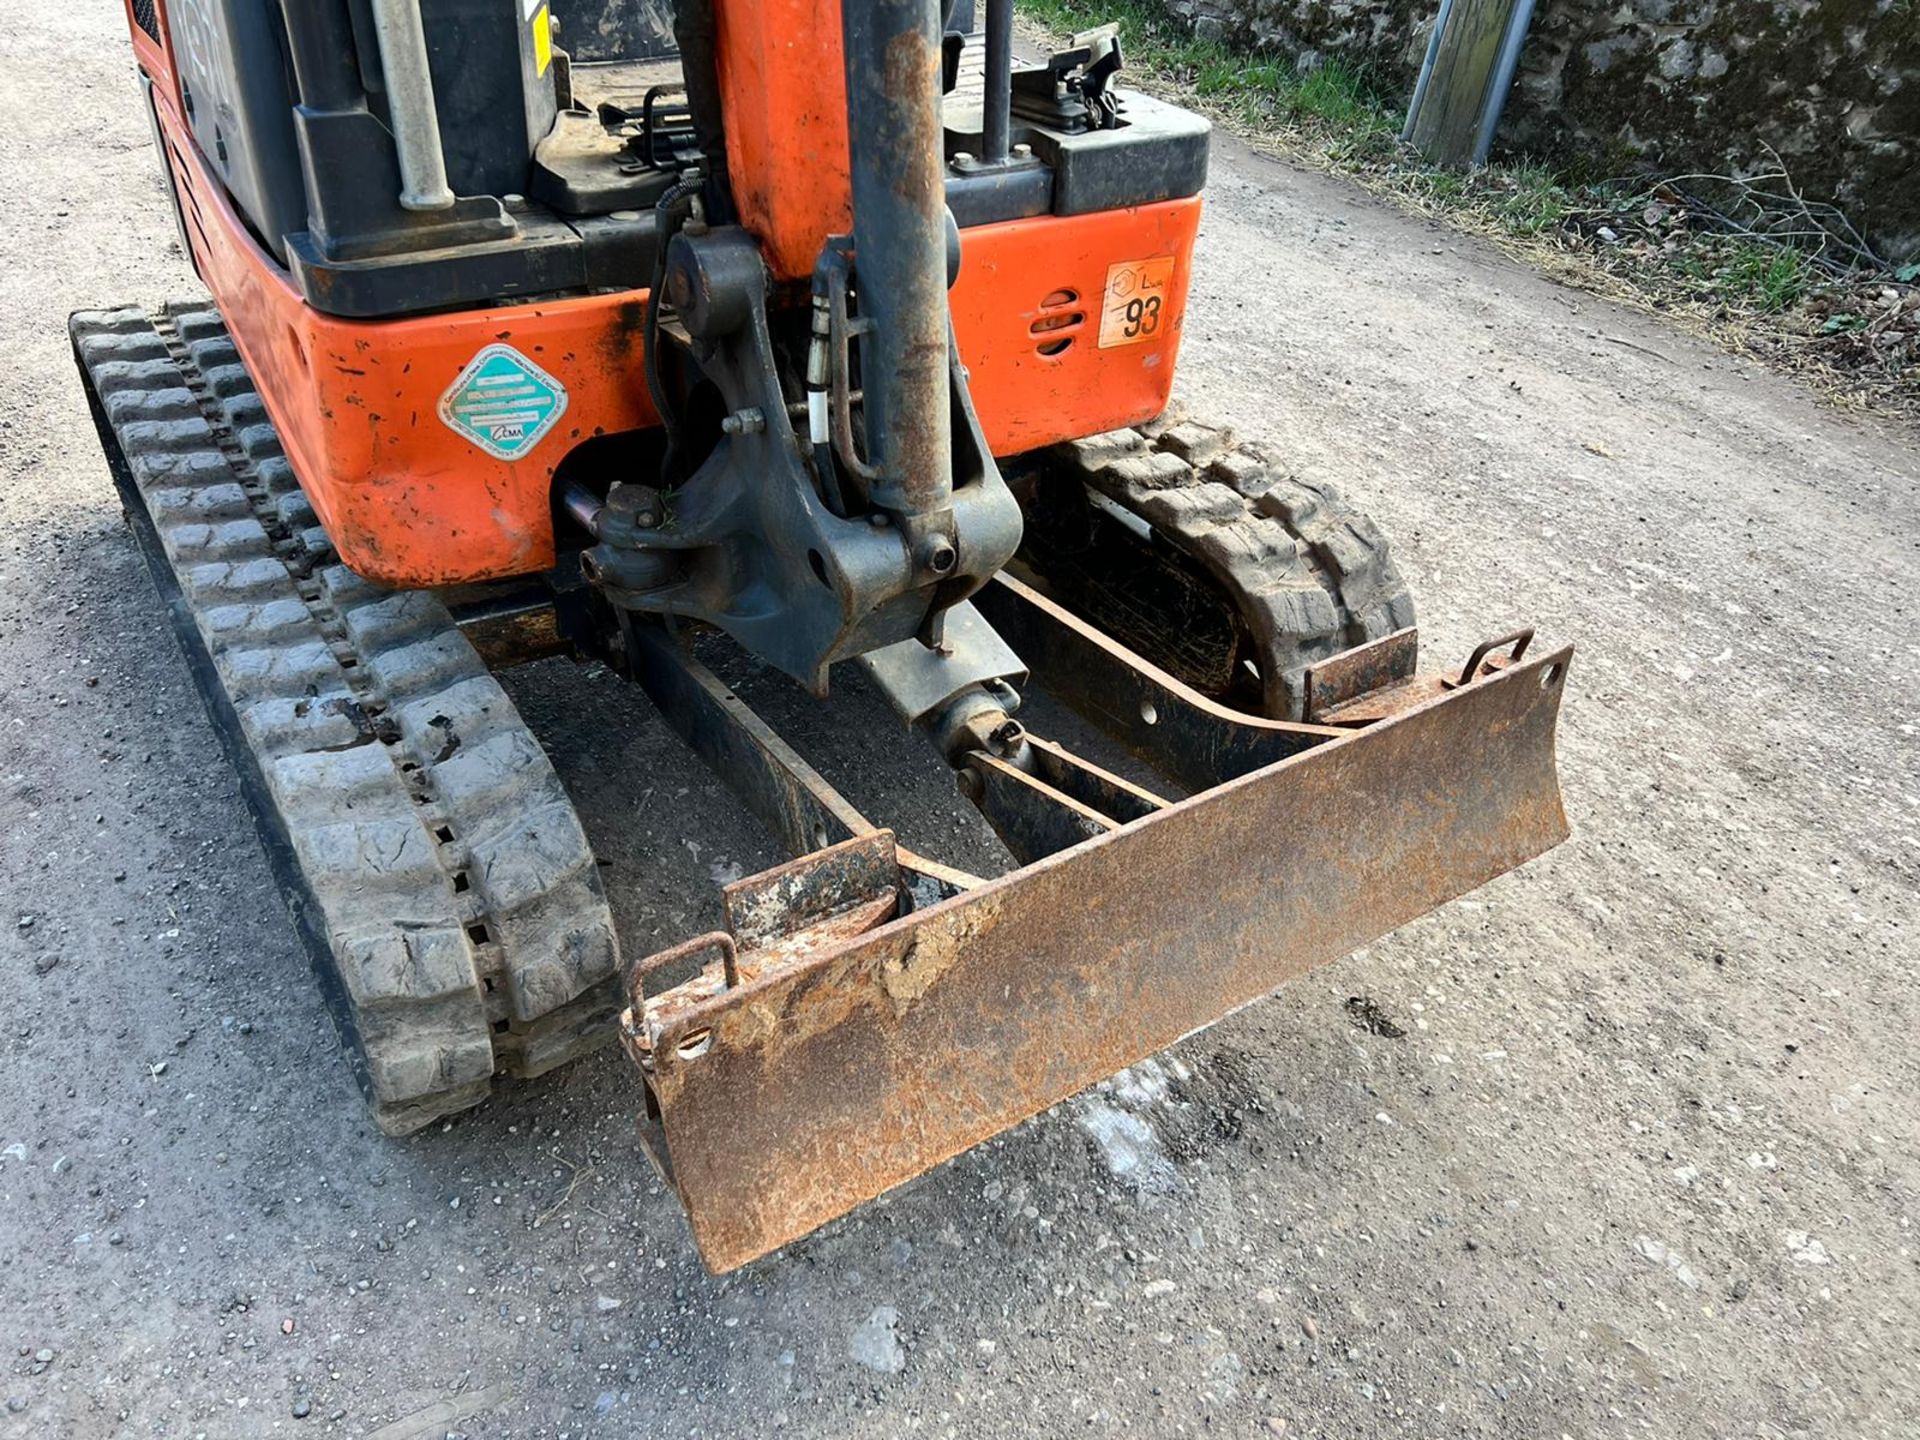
[1098,255,1176,349]
[532,5,553,75]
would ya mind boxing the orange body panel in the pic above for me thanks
[714,0,852,281]
[132,11,1199,588]
[120,0,171,81]
[152,86,660,586]
[952,200,1200,455]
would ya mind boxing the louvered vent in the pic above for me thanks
[1029,288,1086,358]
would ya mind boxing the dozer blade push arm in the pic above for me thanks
[618,576,1570,1272]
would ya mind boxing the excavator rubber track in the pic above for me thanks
[1037,406,1418,720]
[72,305,621,1134]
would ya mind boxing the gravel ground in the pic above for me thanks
[3,5,1917,1438]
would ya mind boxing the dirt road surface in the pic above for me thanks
[2,5,1916,1437]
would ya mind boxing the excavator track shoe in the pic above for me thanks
[1041,404,1417,719]
[72,306,621,1133]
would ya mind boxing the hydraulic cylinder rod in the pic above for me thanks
[840,0,952,522]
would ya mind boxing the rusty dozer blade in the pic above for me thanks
[618,575,1570,1272]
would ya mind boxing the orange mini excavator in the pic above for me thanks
[76,0,1570,1270]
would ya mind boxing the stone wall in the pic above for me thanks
[1160,0,1920,264]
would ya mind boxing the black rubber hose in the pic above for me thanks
[670,0,737,225]
[644,174,706,487]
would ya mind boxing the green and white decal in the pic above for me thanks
[438,343,568,461]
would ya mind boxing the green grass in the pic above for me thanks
[1718,244,1813,313]
[1489,165,1572,235]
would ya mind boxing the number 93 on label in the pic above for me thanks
[1098,255,1177,350]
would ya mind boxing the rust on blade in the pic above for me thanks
[620,834,907,1065]
[632,641,1573,1272]
[1317,639,1539,727]
[723,831,901,950]
[1303,627,1418,722]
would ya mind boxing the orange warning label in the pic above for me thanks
[1098,256,1176,349]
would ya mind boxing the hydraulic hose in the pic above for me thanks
[670,0,737,224]
[643,173,707,487]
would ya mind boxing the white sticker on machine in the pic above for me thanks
[438,343,569,461]
[1098,255,1176,349]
